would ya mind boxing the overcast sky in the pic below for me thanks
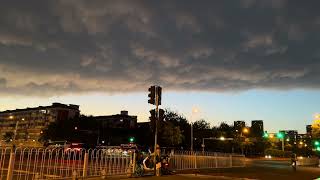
[0,0,319,133]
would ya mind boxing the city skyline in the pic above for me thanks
[1,89,317,134]
[0,1,319,134]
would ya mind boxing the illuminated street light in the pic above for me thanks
[9,116,14,119]
[286,138,290,142]
[192,107,199,114]
[299,141,303,145]
[74,127,78,130]
[190,106,200,152]
[21,118,25,121]
[269,134,274,138]
[242,128,249,134]
[220,136,225,141]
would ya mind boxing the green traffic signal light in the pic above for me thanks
[263,132,269,138]
[129,137,135,143]
[276,132,284,139]
[315,141,320,146]
[317,147,320,151]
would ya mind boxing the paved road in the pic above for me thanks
[88,174,256,180]
[86,159,320,180]
[197,158,320,180]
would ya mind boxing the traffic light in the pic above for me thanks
[157,86,162,105]
[129,137,135,143]
[159,109,165,122]
[149,109,156,121]
[148,86,156,105]
[263,132,269,138]
[150,109,156,131]
[315,141,320,146]
[277,132,284,139]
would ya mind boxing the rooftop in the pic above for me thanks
[0,103,80,114]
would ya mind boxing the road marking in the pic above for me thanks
[178,174,259,180]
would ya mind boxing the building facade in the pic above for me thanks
[306,125,312,136]
[251,120,264,137]
[0,103,80,143]
[234,121,246,133]
[93,111,137,129]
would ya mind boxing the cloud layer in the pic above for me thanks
[0,0,319,96]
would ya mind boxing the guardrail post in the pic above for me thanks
[101,169,106,179]
[6,152,15,180]
[72,171,77,180]
[215,153,218,168]
[82,152,89,178]
[194,152,197,169]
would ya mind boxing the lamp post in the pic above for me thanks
[13,117,25,143]
[190,107,199,152]
[240,127,249,155]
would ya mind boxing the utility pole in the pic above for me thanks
[191,122,193,151]
[148,86,162,176]
[153,86,159,176]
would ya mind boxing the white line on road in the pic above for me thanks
[178,174,259,180]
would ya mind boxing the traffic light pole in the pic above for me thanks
[153,86,159,176]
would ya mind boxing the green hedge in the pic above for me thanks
[265,148,292,158]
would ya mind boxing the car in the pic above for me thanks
[265,155,272,159]
[64,143,84,152]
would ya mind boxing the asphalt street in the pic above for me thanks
[87,159,320,180]
[197,159,320,180]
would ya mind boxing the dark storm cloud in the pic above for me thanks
[0,0,319,96]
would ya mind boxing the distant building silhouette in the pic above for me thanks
[306,125,312,136]
[251,120,264,137]
[234,121,245,133]
[93,111,137,129]
[0,103,80,143]
[280,130,298,142]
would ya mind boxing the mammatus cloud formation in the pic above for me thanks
[0,0,319,96]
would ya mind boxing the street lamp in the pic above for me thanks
[13,117,25,142]
[190,107,199,152]
[242,128,249,134]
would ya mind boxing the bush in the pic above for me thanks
[265,148,292,158]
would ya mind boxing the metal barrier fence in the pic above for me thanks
[170,151,245,170]
[0,148,245,180]
[0,148,131,180]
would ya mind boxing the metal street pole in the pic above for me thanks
[282,137,284,151]
[191,122,193,152]
[13,121,19,142]
[153,86,159,176]
[202,138,205,153]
